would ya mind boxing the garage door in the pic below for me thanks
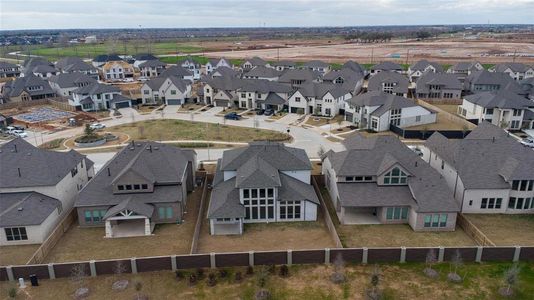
[290,107,305,114]
[166,99,183,105]
[345,112,353,122]
[114,101,130,109]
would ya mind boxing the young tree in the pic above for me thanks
[448,249,463,283]
[500,264,520,297]
[207,273,217,287]
[317,145,326,159]
[366,265,382,300]
[424,248,439,278]
[330,253,346,284]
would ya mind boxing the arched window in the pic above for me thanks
[383,167,407,185]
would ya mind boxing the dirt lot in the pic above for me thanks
[0,244,40,266]
[2,262,533,300]
[43,188,202,263]
[203,40,534,65]
[464,214,534,246]
[404,112,469,131]
[433,104,460,115]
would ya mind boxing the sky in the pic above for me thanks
[1,0,533,30]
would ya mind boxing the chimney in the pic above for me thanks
[17,168,21,177]
[107,168,111,176]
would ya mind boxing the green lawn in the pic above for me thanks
[108,119,291,143]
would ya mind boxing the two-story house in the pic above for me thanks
[205,58,232,74]
[344,91,437,131]
[138,60,167,78]
[278,68,322,90]
[272,61,296,72]
[322,134,459,230]
[369,61,403,76]
[303,60,331,75]
[242,57,269,71]
[132,54,158,69]
[422,122,534,214]
[408,60,443,82]
[22,57,59,78]
[75,141,196,238]
[287,82,352,116]
[415,73,463,101]
[0,138,94,245]
[48,72,97,97]
[447,61,484,82]
[322,68,365,94]
[243,66,282,81]
[55,57,99,80]
[237,80,292,110]
[464,70,524,95]
[178,57,201,80]
[367,71,409,97]
[457,90,534,130]
[207,142,319,235]
[491,63,534,81]
[342,60,366,76]
[0,62,21,78]
[70,82,132,111]
[102,60,134,81]
[140,75,192,105]
[1,74,55,103]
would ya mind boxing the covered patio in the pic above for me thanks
[341,207,381,225]
[103,198,155,238]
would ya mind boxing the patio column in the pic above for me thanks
[144,218,151,235]
[105,220,112,238]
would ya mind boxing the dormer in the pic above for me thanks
[111,168,154,194]
[378,165,410,185]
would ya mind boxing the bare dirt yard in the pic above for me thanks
[2,262,533,299]
[0,244,40,266]
[464,214,534,246]
[43,188,202,263]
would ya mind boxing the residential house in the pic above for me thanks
[237,80,292,110]
[178,57,201,80]
[159,66,194,82]
[202,76,244,106]
[519,77,534,100]
[272,60,296,71]
[242,57,269,71]
[55,57,99,80]
[408,60,443,82]
[415,73,462,100]
[344,91,437,131]
[69,82,132,111]
[210,66,240,79]
[0,138,94,245]
[367,71,409,97]
[447,61,484,82]
[92,54,123,68]
[278,68,322,89]
[243,66,282,81]
[491,63,534,81]
[464,70,525,95]
[342,61,365,76]
[322,68,365,93]
[132,54,158,69]
[205,58,231,74]
[0,62,20,78]
[322,134,459,230]
[22,58,59,78]
[140,75,192,105]
[303,60,331,75]
[102,60,134,81]
[75,141,196,238]
[1,74,55,103]
[138,60,167,78]
[207,142,318,235]
[287,82,351,116]
[48,72,97,97]
[457,90,534,130]
[370,61,403,76]
[422,122,534,214]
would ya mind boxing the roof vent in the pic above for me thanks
[27,152,31,156]
[153,147,159,150]
[17,207,23,211]
[129,147,135,150]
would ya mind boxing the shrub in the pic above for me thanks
[207,273,217,287]
[234,272,243,283]
[279,265,289,277]
[246,266,254,276]
[219,269,228,278]
[267,265,276,275]
[175,271,184,281]
[189,274,197,286]
[196,268,204,279]
[8,287,16,299]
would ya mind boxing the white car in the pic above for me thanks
[89,123,106,130]
[520,137,534,148]
[12,130,28,138]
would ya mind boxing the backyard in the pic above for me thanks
[0,244,40,266]
[464,214,534,246]
[107,119,290,142]
[403,112,470,131]
[43,188,202,263]
[1,262,533,300]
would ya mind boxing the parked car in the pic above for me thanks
[520,137,534,148]
[263,109,274,116]
[7,125,25,131]
[12,130,28,138]
[256,109,265,115]
[224,112,241,120]
[89,123,106,130]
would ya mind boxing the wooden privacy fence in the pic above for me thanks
[456,213,496,247]
[26,208,78,265]
[190,172,210,254]
[2,246,533,282]
[312,176,343,248]
[0,97,75,112]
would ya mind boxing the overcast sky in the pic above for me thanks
[1,0,533,30]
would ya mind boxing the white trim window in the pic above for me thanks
[279,200,302,220]
[383,167,407,185]
[480,198,502,209]
[243,188,275,221]
[5,227,28,241]
[423,214,448,228]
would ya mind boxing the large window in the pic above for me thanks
[383,167,407,185]
[84,210,107,223]
[480,198,502,209]
[243,188,275,221]
[386,207,408,220]
[423,214,448,228]
[158,207,173,219]
[512,180,534,191]
[508,197,533,210]
[5,227,28,241]
[279,201,302,220]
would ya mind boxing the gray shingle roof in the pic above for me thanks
[371,61,403,72]
[103,197,154,219]
[244,66,281,78]
[0,192,61,226]
[409,60,443,73]
[262,92,286,105]
[342,61,365,74]
[93,54,122,62]
[463,90,534,109]
[49,72,97,89]
[493,62,532,73]
[327,134,458,212]
[294,82,348,99]
[2,73,55,98]
[368,71,409,94]
[56,57,97,73]
[416,73,462,93]
[465,70,524,95]
[278,68,321,84]
[425,122,534,189]
[448,61,480,73]
[159,65,193,78]
[75,141,195,208]
[73,82,120,95]
[0,138,92,188]
[304,60,329,68]
[243,57,267,67]
[134,54,157,61]
[346,91,420,117]
[139,60,166,68]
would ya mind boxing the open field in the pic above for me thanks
[43,188,202,263]
[107,119,290,142]
[1,262,533,299]
[0,244,40,266]
[464,214,534,246]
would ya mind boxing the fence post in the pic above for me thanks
[438,247,445,263]
[513,246,521,262]
[89,260,97,277]
[287,250,293,266]
[6,266,14,282]
[400,247,406,263]
[48,263,56,280]
[475,247,483,263]
[324,248,330,264]
[210,253,216,269]
[362,248,368,265]
[249,251,254,267]
[130,258,138,274]
[171,255,177,271]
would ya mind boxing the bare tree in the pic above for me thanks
[70,264,87,288]
[366,265,382,300]
[500,264,520,297]
[424,248,439,278]
[448,249,463,283]
[113,260,127,278]
[317,145,326,159]
[330,253,346,284]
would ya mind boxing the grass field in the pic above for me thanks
[107,119,290,142]
[0,244,40,266]
[1,262,532,299]
[464,214,534,246]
